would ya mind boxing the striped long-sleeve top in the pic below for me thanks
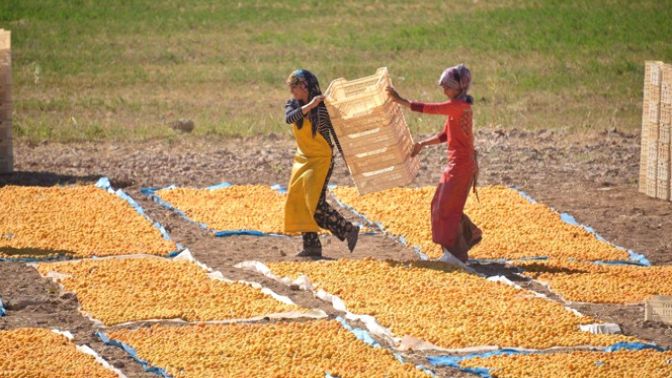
[284,99,345,160]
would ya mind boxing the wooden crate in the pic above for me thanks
[659,121,671,145]
[337,110,408,155]
[657,142,671,200]
[645,296,672,324]
[649,100,661,125]
[662,66,672,105]
[640,62,662,193]
[639,61,670,198]
[646,142,659,197]
[352,160,420,195]
[325,67,419,194]
[662,63,672,202]
[661,105,672,127]
[329,98,399,137]
[326,67,390,112]
[639,129,649,192]
[347,135,414,176]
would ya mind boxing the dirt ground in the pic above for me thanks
[1,127,671,377]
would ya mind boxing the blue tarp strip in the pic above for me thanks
[206,182,233,191]
[335,316,382,349]
[271,184,287,194]
[96,331,172,378]
[0,254,75,263]
[511,188,538,204]
[96,178,183,255]
[0,297,5,316]
[557,211,651,266]
[427,341,668,377]
[213,230,285,238]
[142,182,291,238]
[140,186,214,232]
[512,188,650,266]
[96,179,174,243]
[604,341,666,352]
[143,182,372,238]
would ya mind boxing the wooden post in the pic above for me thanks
[0,29,12,174]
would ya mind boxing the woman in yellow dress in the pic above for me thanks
[283,69,360,258]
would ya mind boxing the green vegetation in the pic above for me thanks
[1,0,671,143]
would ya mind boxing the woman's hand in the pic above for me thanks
[410,142,423,157]
[386,86,401,102]
[410,135,443,158]
[308,95,325,109]
[387,86,410,108]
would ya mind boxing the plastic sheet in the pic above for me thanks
[35,251,326,327]
[76,344,128,378]
[514,188,649,266]
[144,182,372,238]
[334,316,437,377]
[329,187,429,261]
[0,178,180,262]
[141,182,288,238]
[236,260,621,356]
[99,318,429,378]
[427,349,532,378]
[49,329,127,378]
[97,331,171,378]
[558,211,650,266]
[96,178,181,253]
[335,316,382,349]
[8,329,128,378]
[330,185,651,266]
[427,341,668,377]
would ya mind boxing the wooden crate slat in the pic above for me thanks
[325,67,419,194]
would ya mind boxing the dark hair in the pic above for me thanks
[287,69,323,135]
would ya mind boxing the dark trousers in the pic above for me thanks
[302,161,354,250]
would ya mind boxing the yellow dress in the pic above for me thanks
[284,118,333,233]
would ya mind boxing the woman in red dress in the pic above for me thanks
[387,64,482,268]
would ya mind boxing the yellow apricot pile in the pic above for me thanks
[460,349,672,378]
[36,257,298,325]
[108,320,428,377]
[156,185,287,233]
[517,261,672,304]
[266,259,634,350]
[0,328,117,378]
[0,185,175,258]
[331,185,629,261]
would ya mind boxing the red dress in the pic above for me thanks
[411,100,482,262]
